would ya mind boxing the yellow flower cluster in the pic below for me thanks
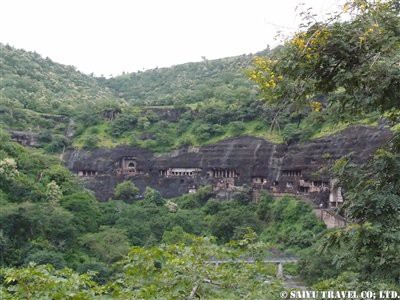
[310,101,322,112]
[291,32,307,50]
[248,57,283,91]
[359,23,381,44]
[291,28,331,62]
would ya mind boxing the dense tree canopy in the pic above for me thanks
[249,0,400,119]
[249,0,400,286]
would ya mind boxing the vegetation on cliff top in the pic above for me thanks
[1,42,379,154]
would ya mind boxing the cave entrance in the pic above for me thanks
[121,157,137,175]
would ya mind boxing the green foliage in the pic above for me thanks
[1,136,327,296]
[298,245,346,285]
[114,181,140,203]
[229,121,246,135]
[61,192,100,233]
[82,135,99,149]
[3,40,378,154]
[45,180,62,205]
[3,2,399,293]
[44,134,69,153]
[0,201,76,265]
[281,123,304,142]
[318,149,400,283]
[0,263,101,299]
[259,195,326,250]
[248,0,400,119]
[116,234,284,299]
[38,129,53,143]
[109,112,138,137]
[256,191,274,222]
[0,135,108,270]
[104,54,260,106]
[0,235,287,299]
[313,272,400,293]
[0,158,19,181]
[248,0,400,288]
[0,43,123,143]
[97,200,128,226]
[3,27,393,156]
[24,250,67,269]
[79,227,130,263]
[161,226,194,244]
[42,164,76,194]
[143,187,164,206]
[205,200,263,243]
[0,135,77,203]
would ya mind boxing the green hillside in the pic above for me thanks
[1,44,379,154]
[0,43,121,112]
[0,44,282,152]
[103,50,270,106]
[0,43,123,140]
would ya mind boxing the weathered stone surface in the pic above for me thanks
[9,130,41,147]
[63,125,391,203]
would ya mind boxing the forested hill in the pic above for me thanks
[1,43,379,153]
[0,43,121,113]
[102,49,270,106]
[0,43,124,134]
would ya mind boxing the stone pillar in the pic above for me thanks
[276,262,283,279]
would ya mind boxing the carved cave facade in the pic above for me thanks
[65,126,391,211]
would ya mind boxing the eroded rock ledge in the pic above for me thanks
[63,125,391,207]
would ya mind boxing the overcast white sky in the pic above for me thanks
[1,0,344,76]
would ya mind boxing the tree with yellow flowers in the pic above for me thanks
[250,0,400,287]
[249,0,399,120]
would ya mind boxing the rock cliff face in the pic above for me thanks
[9,130,41,147]
[63,125,391,205]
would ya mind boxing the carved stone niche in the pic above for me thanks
[77,170,97,177]
[120,157,137,175]
[329,179,344,208]
[207,169,238,178]
[282,170,302,177]
[165,168,201,177]
[252,177,267,184]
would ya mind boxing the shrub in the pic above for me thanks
[114,181,140,203]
